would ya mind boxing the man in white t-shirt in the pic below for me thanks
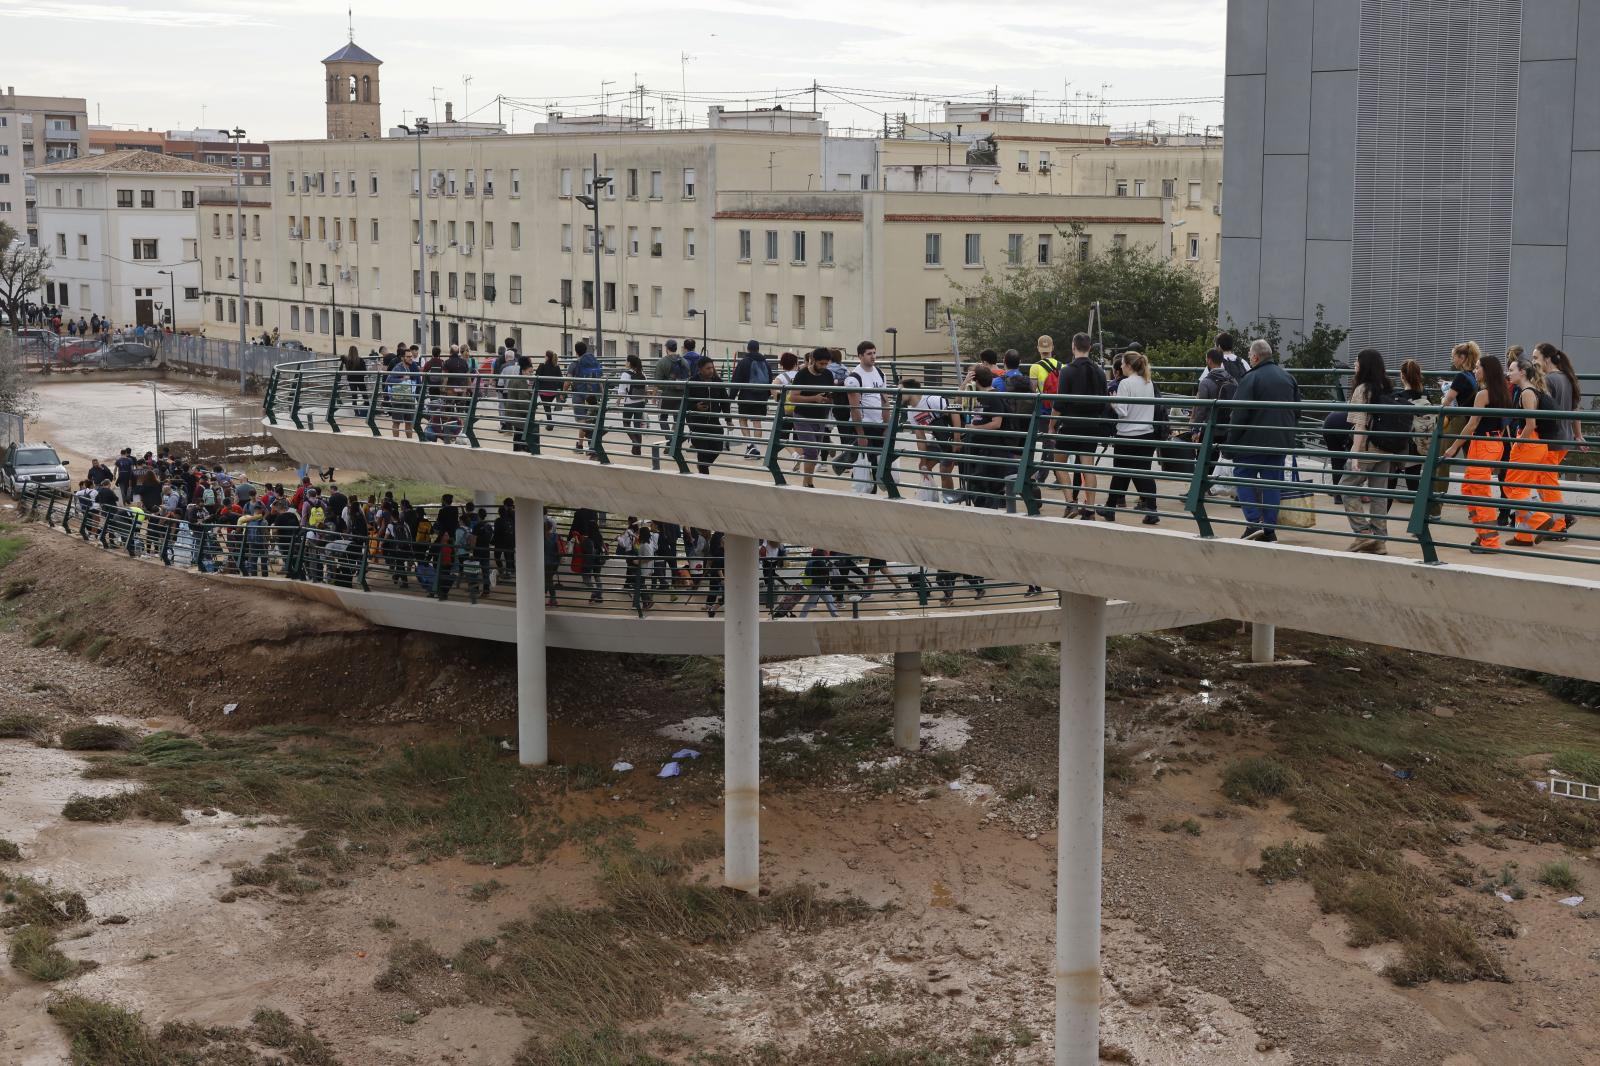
[843,340,888,491]
[904,377,962,502]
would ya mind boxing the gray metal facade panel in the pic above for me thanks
[1562,334,1600,373]
[1222,74,1266,240]
[1307,70,1358,241]
[1511,59,1577,246]
[1520,0,1582,59]
[1574,0,1600,150]
[1220,236,1263,330]
[1508,243,1569,347]
[1349,0,1522,362]
[1264,0,1316,155]
[1313,0,1363,69]
[1305,240,1355,333]
[1259,154,1310,321]
[1226,0,1271,75]
[1562,151,1600,338]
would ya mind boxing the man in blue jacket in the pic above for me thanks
[1224,339,1302,542]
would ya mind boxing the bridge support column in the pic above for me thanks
[723,534,761,895]
[513,498,547,766]
[893,650,921,750]
[1252,622,1276,664]
[1056,592,1106,1066]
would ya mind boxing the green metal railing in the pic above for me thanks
[264,359,1600,569]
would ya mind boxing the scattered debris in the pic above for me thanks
[672,748,701,761]
[223,703,238,716]
[611,761,634,773]
[658,762,681,779]
[1230,658,1315,670]
[1559,896,1585,907]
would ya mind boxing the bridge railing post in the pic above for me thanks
[411,379,429,439]
[591,386,612,464]
[875,393,905,499]
[263,371,279,426]
[288,369,305,430]
[326,367,343,433]
[764,384,789,486]
[463,380,481,448]
[1183,404,1219,538]
[668,391,691,474]
[1406,412,1446,565]
[1010,398,1045,516]
[518,389,541,455]
[365,371,381,436]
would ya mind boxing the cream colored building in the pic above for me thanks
[0,89,88,247]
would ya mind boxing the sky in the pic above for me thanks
[0,0,1227,141]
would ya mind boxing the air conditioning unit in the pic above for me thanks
[1212,204,1222,215]
[1017,162,1029,172]
[483,286,496,302]
[289,226,301,239]
[460,244,473,256]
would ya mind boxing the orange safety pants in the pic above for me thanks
[1462,436,1504,548]
[1506,434,1550,544]
[1538,445,1567,532]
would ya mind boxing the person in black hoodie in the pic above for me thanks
[684,357,731,475]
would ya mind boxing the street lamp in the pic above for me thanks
[686,308,708,359]
[318,278,339,359]
[574,151,611,361]
[546,297,570,356]
[222,127,247,393]
[155,268,177,339]
[399,119,431,350]
[884,326,899,384]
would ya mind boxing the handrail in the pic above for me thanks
[264,358,1600,569]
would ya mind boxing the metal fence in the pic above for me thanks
[161,333,310,385]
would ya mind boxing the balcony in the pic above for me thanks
[43,127,80,143]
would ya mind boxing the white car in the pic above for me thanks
[2,442,72,495]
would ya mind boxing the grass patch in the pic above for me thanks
[0,712,46,738]
[83,635,110,661]
[48,994,344,1066]
[60,723,137,751]
[468,879,505,902]
[1,873,90,928]
[338,476,471,507]
[1221,755,1298,805]
[62,789,186,824]
[0,839,20,861]
[9,924,94,981]
[515,1026,668,1066]
[1255,842,1310,882]
[1535,860,1581,894]
[0,526,25,571]
[1553,748,1600,786]
[1160,818,1203,837]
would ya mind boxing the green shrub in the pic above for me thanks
[1222,756,1299,805]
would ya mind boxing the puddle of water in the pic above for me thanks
[761,654,884,693]
[30,379,261,463]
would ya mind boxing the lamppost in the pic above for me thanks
[155,268,177,341]
[318,278,338,359]
[399,119,431,349]
[884,326,899,384]
[686,308,708,359]
[546,297,570,356]
[574,152,611,361]
[222,127,247,393]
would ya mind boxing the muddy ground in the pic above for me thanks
[1,516,1599,1065]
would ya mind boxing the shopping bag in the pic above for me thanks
[1277,455,1317,528]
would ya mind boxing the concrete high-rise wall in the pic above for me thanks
[1223,0,1600,370]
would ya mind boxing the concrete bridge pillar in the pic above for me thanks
[513,498,547,766]
[1252,622,1276,664]
[1056,591,1106,1066]
[892,650,921,750]
[723,534,761,895]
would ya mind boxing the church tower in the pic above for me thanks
[323,38,381,140]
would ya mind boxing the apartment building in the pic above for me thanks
[199,123,1171,362]
[32,150,233,329]
[86,128,273,187]
[0,88,88,246]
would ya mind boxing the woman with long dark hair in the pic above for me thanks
[1341,348,1397,552]
[1441,354,1511,553]
[1534,342,1583,538]
[1505,357,1553,546]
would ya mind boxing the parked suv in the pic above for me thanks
[1,442,71,495]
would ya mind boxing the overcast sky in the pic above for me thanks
[0,0,1226,140]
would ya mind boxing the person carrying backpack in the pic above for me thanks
[1342,348,1409,553]
[731,340,774,457]
[652,339,692,433]
[566,340,605,454]
[1189,348,1237,489]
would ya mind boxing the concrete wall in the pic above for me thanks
[1223,0,1600,370]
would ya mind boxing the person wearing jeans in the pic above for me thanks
[1224,339,1302,542]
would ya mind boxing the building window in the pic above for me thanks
[604,225,616,254]
[650,227,663,257]
[1187,234,1200,260]
[510,169,521,196]
[822,296,834,331]
[77,234,87,258]
[319,308,329,334]
[924,299,940,330]
[650,286,662,317]
[1188,180,1202,205]
[765,293,778,325]
[116,189,133,208]
[561,223,573,252]
[184,287,199,300]
[683,288,695,317]
[1037,234,1052,265]
[559,168,572,197]
[485,221,494,248]
[140,190,154,208]
[465,168,475,195]
[738,291,751,323]
[448,272,459,299]
[484,273,497,301]
[483,169,494,196]
[372,267,381,290]
[55,233,66,256]
[464,272,476,300]
[1077,236,1091,262]
[581,167,593,194]
[371,313,381,339]
[1116,180,1129,197]
[628,284,640,313]
[964,233,981,266]
[684,228,696,259]
[764,230,778,262]
[1162,178,1176,198]
[412,269,420,295]
[792,295,806,328]
[371,218,380,242]
[289,304,297,330]
[820,231,834,265]
[682,167,696,198]
[649,170,663,199]
[1017,150,1029,172]
[132,239,157,260]
[792,231,806,263]
[1133,179,1146,197]
[1111,233,1127,250]
[1006,233,1024,266]
[924,233,941,266]
[604,282,616,312]
[509,275,523,304]
[581,280,594,310]
[582,224,595,255]
[604,168,616,199]
[628,226,639,256]
[737,229,751,261]
[626,169,639,198]
[182,191,195,209]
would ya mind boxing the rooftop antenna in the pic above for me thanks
[463,74,473,121]
[347,6,353,41]
[430,86,444,123]
[680,52,695,128]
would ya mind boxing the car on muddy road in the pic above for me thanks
[2,441,72,495]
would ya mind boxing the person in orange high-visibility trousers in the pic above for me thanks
[1505,358,1552,546]
[1441,354,1511,554]
[1534,342,1586,540]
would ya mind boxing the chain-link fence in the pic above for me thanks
[161,333,311,386]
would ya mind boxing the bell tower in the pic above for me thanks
[323,37,381,140]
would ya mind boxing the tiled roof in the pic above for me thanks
[323,41,381,64]
[29,149,234,176]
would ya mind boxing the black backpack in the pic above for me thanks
[1526,388,1563,441]
[1367,387,1418,454]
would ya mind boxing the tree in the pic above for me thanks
[0,221,50,334]
[952,241,1217,358]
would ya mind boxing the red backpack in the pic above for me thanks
[1040,359,1063,412]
